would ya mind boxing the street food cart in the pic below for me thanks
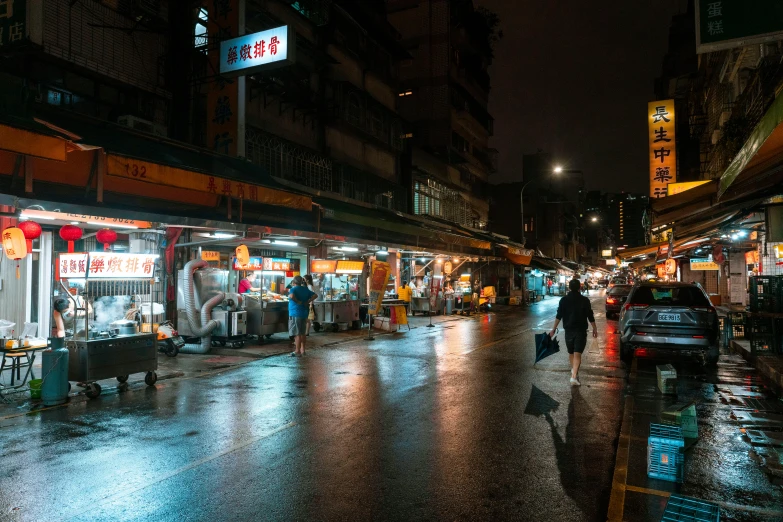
[310,259,363,331]
[244,292,288,339]
[59,252,160,398]
[453,278,473,315]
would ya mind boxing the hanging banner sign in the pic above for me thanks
[690,258,720,271]
[648,99,677,199]
[59,253,159,279]
[429,276,442,308]
[745,250,760,265]
[219,25,296,76]
[368,260,391,316]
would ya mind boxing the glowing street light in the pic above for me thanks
[591,216,598,222]
[553,166,563,174]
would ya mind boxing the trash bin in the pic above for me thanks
[42,337,69,406]
[445,296,454,315]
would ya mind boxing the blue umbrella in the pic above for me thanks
[534,331,561,364]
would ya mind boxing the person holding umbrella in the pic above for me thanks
[549,278,597,386]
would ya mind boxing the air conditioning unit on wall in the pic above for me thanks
[118,115,167,137]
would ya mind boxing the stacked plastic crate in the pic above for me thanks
[661,494,720,522]
[748,276,783,353]
[648,423,685,483]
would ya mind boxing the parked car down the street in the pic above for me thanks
[605,284,632,318]
[618,282,720,366]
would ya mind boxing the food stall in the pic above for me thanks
[310,260,362,331]
[234,257,289,339]
[59,252,160,398]
[453,276,473,315]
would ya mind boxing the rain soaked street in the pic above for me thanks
[0,294,626,521]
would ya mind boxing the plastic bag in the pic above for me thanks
[22,322,38,338]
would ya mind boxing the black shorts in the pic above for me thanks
[565,330,588,354]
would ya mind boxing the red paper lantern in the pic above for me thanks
[96,228,118,251]
[18,220,42,252]
[59,225,83,253]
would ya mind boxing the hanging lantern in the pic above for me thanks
[3,227,28,279]
[96,228,118,251]
[59,224,83,253]
[17,220,42,252]
[235,244,250,266]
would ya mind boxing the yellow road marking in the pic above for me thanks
[625,484,670,497]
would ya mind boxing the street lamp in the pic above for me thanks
[591,216,598,222]
[553,166,563,174]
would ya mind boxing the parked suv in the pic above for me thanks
[618,282,719,365]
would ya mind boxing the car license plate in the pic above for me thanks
[658,313,681,322]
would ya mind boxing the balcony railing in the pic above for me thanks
[329,82,404,152]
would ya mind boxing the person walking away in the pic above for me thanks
[288,275,317,356]
[304,274,318,336]
[398,281,412,316]
[549,279,597,386]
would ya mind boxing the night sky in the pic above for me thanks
[481,0,690,194]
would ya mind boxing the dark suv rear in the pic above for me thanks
[618,282,719,365]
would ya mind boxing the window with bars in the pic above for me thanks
[194,8,208,49]
[246,127,333,192]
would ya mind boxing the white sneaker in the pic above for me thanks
[569,377,581,386]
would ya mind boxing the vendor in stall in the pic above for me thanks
[53,297,70,338]
[239,273,260,294]
[398,281,412,316]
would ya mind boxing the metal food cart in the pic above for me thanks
[59,252,161,399]
[410,296,443,315]
[312,300,361,331]
[244,294,288,339]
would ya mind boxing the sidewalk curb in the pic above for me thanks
[607,357,637,522]
[729,340,783,393]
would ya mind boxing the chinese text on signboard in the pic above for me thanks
[310,260,337,273]
[234,257,263,270]
[648,100,676,199]
[696,0,783,53]
[0,0,26,48]
[219,25,293,76]
[263,257,290,271]
[59,253,159,279]
[690,258,721,270]
[368,261,391,316]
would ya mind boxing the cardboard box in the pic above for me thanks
[657,364,677,395]
[373,316,398,332]
[661,402,698,440]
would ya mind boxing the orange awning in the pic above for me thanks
[0,123,67,161]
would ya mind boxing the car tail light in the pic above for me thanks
[636,332,647,336]
[692,335,705,339]
[623,303,648,312]
[691,306,716,313]
[607,298,617,304]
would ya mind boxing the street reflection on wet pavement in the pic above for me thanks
[0,291,739,521]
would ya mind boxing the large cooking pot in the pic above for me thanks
[109,320,139,336]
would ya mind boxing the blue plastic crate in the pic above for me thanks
[661,494,720,522]
[648,424,685,483]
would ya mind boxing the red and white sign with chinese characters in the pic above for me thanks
[59,253,159,279]
[262,257,290,271]
[219,25,294,76]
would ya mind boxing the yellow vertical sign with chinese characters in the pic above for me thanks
[648,100,676,199]
[206,0,240,157]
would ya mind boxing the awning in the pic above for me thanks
[0,116,70,161]
[33,110,312,212]
[720,90,783,197]
[618,243,665,261]
[501,246,534,266]
[630,257,657,270]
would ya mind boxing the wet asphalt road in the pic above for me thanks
[0,293,626,522]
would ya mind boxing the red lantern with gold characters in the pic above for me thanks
[18,220,42,252]
[3,227,28,279]
[96,228,118,251]
[59,225,83,253]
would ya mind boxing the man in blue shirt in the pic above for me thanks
[289,275,317,356]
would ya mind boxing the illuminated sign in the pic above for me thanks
[263,257,290,271]
[601,249,613,258]
[20,209,151,229]
[665,258,677,275]
[605,259,617,266]
[336,260,364,274]
[59,253,159,279]
[648,99,676,199]
[219,25,295,76]
[690,258,720,270]
[310,260,337,273]
[201,251,221,262]
[667,180,710,196]
[234,257,263,270]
